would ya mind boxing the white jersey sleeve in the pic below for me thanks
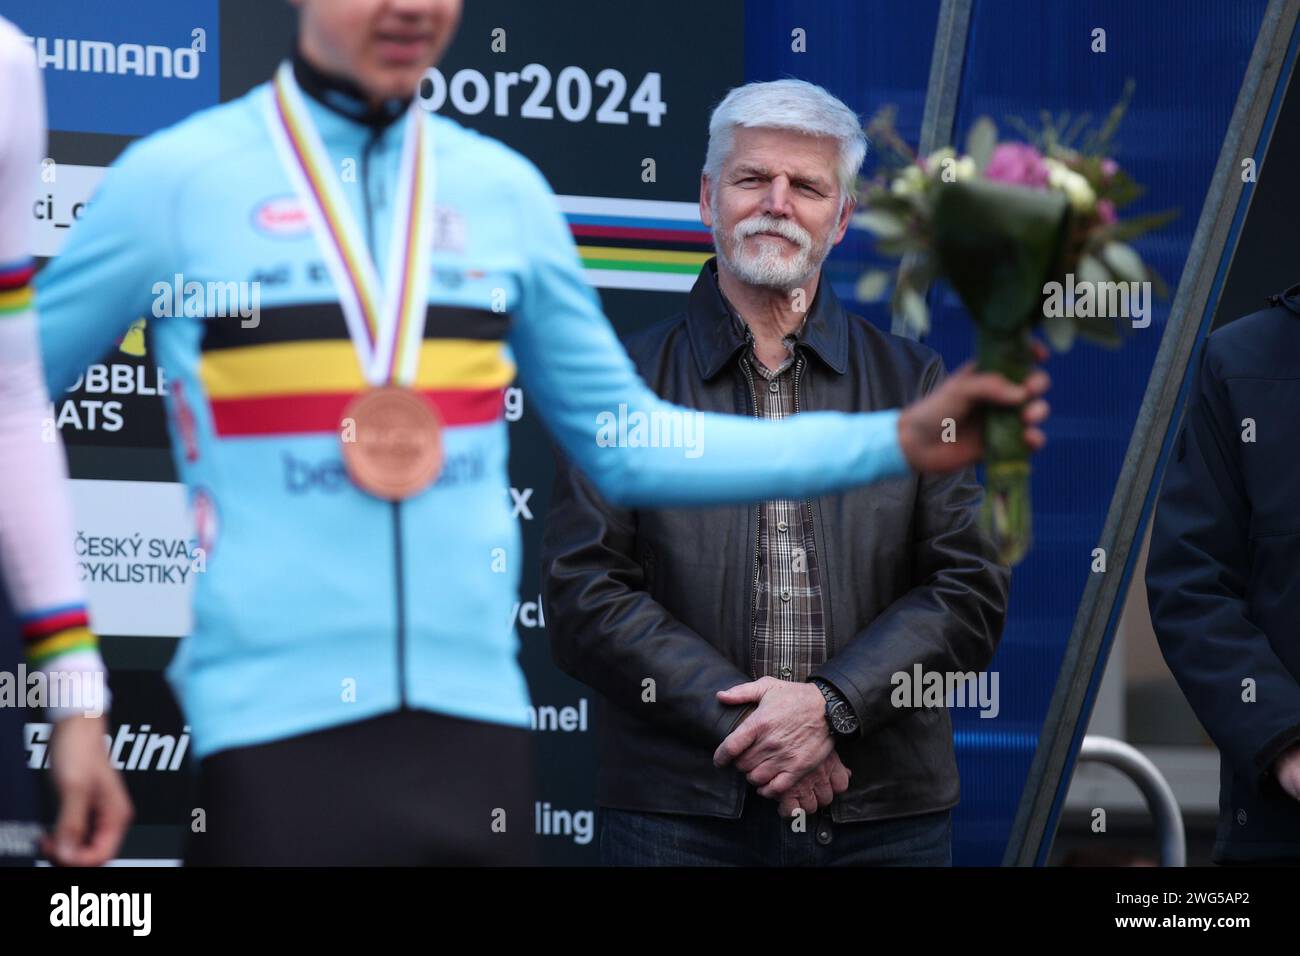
[0,17,109,722]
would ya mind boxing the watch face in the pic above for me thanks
[830,702,858,734]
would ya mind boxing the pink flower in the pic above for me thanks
[1096,199,1118,225]
[983,142,1050,189]
[1101,157,1119,180]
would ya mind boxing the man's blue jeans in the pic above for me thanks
[598,791,952,866]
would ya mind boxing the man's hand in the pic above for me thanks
[40,715,133,866]
[897,345,1051,474]
[713,676,832,796]
[777,749,851,818]
[1275,743,1300,803]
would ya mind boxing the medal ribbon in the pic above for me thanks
[263,61,435,386]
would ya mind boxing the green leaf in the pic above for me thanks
[1107,208,1178,242]
[899,255,937,293]
[1100,241,1146,284]
[866,192,915,212]
[855,269,892,303]
[1102,171,1143,208]
[1004,114,1038,144]
[1068,254,1126,347]
[1041,309,1076,352]
[851,210,907,239]
[876,235,925,257]
[893,283,930,338]
[1061,112,1093,150]
[1077,253,1111,288]
[1092,77,1136,152]
[966,117,997,173]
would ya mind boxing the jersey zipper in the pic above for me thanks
[361,126,409,709]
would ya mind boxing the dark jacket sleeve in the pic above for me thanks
[1146,339,1300,789]
[540,450,754,749]
[812,355,1010,738]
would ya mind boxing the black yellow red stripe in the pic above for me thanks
[197,300,514,437]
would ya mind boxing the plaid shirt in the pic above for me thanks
[721,294,828,684]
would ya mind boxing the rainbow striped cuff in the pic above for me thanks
[0,257,36,318]
[20,604,98,667]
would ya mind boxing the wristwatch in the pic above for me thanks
[811,678,860,736]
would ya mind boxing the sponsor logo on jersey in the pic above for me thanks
[432,205,467,252]
[252,197,311,237]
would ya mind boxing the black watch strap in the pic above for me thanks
[811,678,860,736]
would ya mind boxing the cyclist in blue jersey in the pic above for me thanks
[36,0,1050,864]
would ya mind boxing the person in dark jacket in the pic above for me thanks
[541,79,1015,866]
[1147,283,1300,865]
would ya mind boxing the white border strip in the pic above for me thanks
[582,269,696,293]
[555,194,703,223]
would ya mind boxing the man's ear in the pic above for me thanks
[699,175,714,228]
[832,194,856,245]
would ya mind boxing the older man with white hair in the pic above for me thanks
[543,79,1012,866]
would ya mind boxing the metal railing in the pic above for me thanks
[1075,735,1186,867]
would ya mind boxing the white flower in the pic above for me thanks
[1045,157,1096,213]
[890,164,928,197]
[925,147,956,172]
[919,149,976,184]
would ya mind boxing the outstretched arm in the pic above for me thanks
[506,158,1047,509]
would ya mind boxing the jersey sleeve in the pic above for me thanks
[505,157,909,508]
[35,124,180,396]
[0,21,109,721]
[0,21,39,272]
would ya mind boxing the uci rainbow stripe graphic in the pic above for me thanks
[554,196,714,292]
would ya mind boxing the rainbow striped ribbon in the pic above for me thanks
[21,603,96,668]
[0,258,36,318]
[264,62,435,386]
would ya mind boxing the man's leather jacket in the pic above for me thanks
[541,261,1009,822]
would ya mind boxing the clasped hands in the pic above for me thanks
[713,675,850,818]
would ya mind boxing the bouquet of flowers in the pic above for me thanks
[855,89,1175,564]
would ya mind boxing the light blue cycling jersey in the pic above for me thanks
[37,60,909,759]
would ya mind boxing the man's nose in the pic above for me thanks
[760,177,795,217]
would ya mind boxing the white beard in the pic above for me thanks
[713,210,835,292]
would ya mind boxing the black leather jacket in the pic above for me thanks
[540,261,1010,823]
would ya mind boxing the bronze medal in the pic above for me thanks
[339,387,443,501]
